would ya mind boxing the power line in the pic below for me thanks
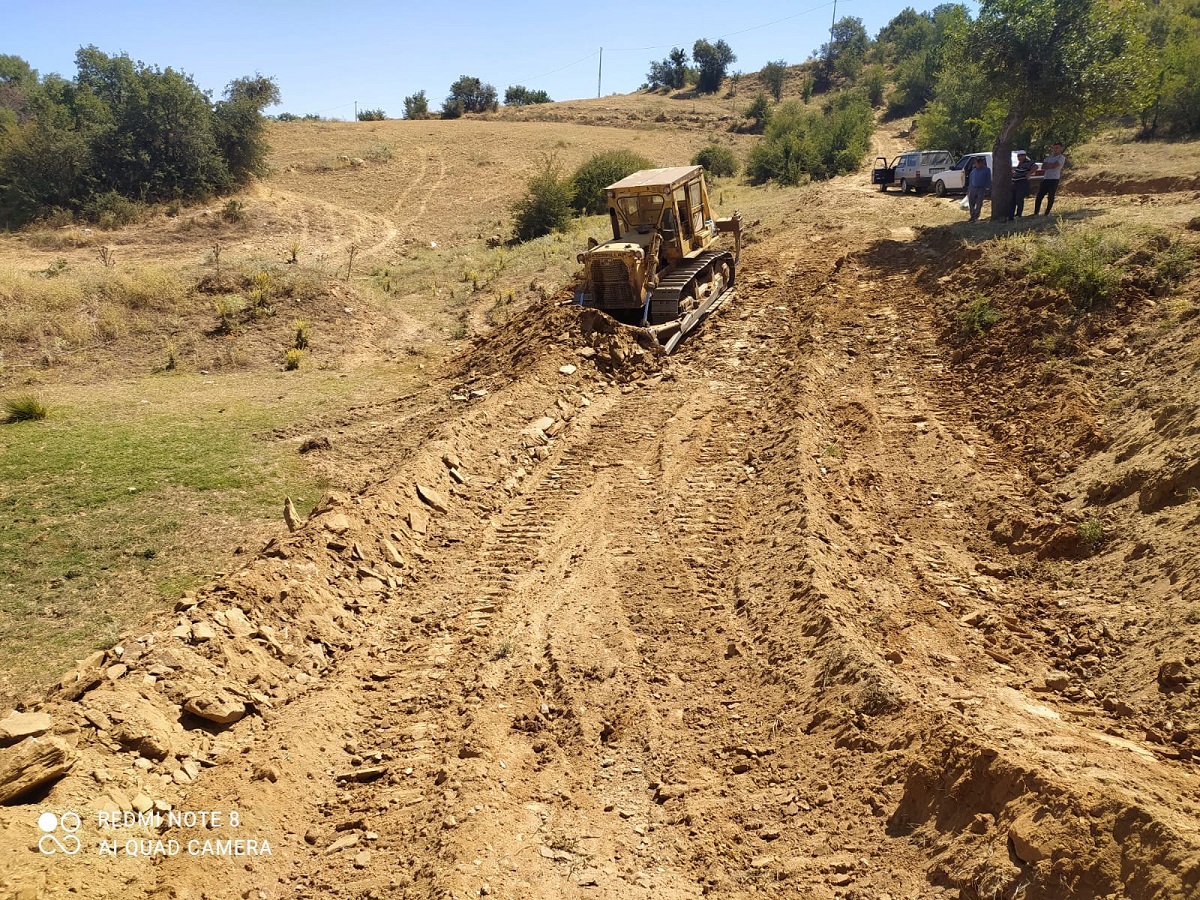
[510,50,599,87]
[605,1,843,52]
[504,0,844,90]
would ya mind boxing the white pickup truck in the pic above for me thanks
[931,151,1044,196]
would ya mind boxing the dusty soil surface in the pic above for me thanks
[2,115,1200,900]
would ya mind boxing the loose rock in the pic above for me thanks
[0,736,77,803]
[183,691,248,726]
[0,711,54,745]
[415,484,448,513]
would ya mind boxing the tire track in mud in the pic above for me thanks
[269,287,910,898]
[747,238,1200,899]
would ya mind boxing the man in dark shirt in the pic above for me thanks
[1008,151,1033,222]
[967,156,991,223]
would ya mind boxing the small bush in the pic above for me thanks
[512,155,575,242]
[284,348,304,370]
[862,65,886,108]
[956,295,1002,336]
[692,144,739,178]
[221,199,246,224]
[82,192,143,229]
[1152,239,1195,290]
[366,143,394,163]
[505,85,552,106]
[744,95,772,134]
[3,395,48,423]
[214,295,245,334]
[762,60,787,102]
[1078,518,1106,554]
[570,149,655,216]
[1030,225,1127,310]
[292,318,311,350]
[356,108,386,121]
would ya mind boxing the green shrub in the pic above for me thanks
[862,65,886,107]
[569,149,655,216]
[746,93,873,185]
[82,191,143,229]
[1078,518,1106,554]
[956,295,1002,336]
[444,76,498,115]
[762,60,787,102]
[292,318,311,350]
[1152,238,1195,290]
[3,395,48,423]
[512,155,575,241]
[744,95,772,134]
[692,144,739,178]
[284,348,303,370]
[505,85,552,106]
[356,108,386,121]
[214,295,245,334]
[1030,225,1127,310]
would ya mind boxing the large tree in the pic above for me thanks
[964,0,1150,220]
[442,76,498,118]
[647,48,690,91]
[692,39,736,94]
[816,17,870,88]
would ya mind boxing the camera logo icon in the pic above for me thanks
[37,812,81,855]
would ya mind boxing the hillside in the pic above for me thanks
[1,103,1199,900]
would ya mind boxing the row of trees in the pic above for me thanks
[395,78,551,121]
[829,0,1200,143]
[0,48,278,228]
[646,40,737,94]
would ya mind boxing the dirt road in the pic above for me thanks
[3,159,1199,900]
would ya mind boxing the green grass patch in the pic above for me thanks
[0,372,361,699]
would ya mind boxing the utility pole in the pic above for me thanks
[354,100,358,121]
[598,48,603,98]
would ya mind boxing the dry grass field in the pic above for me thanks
[1,87,1199,900]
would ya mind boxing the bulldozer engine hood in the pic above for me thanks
[578,238,647,265]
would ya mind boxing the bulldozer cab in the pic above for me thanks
[606,166,715,269]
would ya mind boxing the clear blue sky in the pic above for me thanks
[6,0,914,118]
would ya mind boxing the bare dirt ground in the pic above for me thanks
[2,106,1200,900]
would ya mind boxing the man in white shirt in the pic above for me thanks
[1033,142,1066,216]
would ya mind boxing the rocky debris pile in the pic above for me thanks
[454,294,667,389]
[0,440,474,811]
[575,308,666,382]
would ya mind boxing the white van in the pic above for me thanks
[872,150,955,194]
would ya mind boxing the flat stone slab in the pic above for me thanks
[0,711,53,745]
[415,484,448,513]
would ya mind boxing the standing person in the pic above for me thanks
[1008,151,1033,221]
[1033,142,1066,216]
[967,156,991,223]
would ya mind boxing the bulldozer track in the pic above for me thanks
[649,249,735,306]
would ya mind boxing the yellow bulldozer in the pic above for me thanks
[575,166,742,354]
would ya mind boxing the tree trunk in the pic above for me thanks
[990,105,1027,222]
